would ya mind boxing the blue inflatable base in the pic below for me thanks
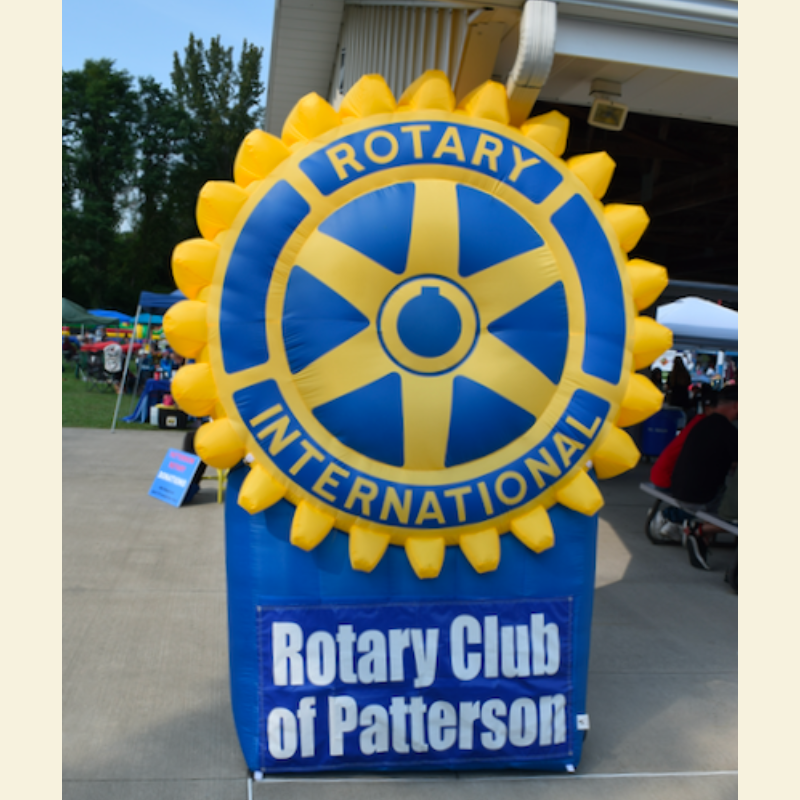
[224,465,598,774]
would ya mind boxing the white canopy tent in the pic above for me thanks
[655,296,738,352]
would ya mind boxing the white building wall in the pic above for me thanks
[264,0,737,132]
[331,4,471,106]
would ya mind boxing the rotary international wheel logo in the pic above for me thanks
[164,72,672,579]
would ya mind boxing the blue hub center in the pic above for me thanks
[396,287,462,358]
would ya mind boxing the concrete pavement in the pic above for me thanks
[63,428,737,800]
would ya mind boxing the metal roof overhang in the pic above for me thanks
[264,0,346,135]
[264,1,737,133]
[262,1,737,286]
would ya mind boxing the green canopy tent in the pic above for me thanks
[62,298,120,329]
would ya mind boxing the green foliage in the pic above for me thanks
[62,36,264,312]
[62,59,139,308]
[123,76,190,295]
[169,35,265,241]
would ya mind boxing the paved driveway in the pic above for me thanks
[63,428,737,800]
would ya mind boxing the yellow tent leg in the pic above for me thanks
[216,468,228,503]
[200,467,228,503]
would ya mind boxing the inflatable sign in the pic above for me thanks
[164,71,670,773]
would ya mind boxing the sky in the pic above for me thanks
[62,0,275,91]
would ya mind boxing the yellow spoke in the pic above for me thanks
[457,335,555,420]
[294,231,398,319]
[296,328,391,409]
[401,373,454,470]
[221,361,276,395]
[464,246,560,325]
[404,181,460,280]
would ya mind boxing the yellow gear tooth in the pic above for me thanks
[616,373,664,428]
[457,81,509,125]
[195,286,211,303]
[233,129,291,188]
[627,259,669,311]
[171,238,219,299]
[519,110,569,157]
[592,425,640,480]
[398,70,455,112]
[163,300,207,359]
[604,204,650,253]
[195,418,246,469]
[196,181,249,241]
[339,74,397,120]
[238,464,286,514]
[510,507,554,553]
[290,502,335,551]
[194,342,210,363]
[213,230,233,251]
[405,537,446,579]
[556,471,604,516]
[459,528,500,574]
[281,93,342,147]
[171,363,218,417]
[632,317,673,371]
[349,526,391,573]
[566,152,616,200]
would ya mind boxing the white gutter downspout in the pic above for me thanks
[506,0,557,126]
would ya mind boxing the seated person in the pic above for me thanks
[137,350,156,385]
[670,385,738,570]
[159,350,175,380]
[647,385,718,541]
[651,385,718,490]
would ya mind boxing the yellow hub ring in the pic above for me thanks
[378,276,478,375]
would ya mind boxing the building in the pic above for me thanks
[264,0,737,293]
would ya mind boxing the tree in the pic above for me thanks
[61,37,265,312]
[121,77,189,294]
[169,35,265,239]
[62,60,139,308]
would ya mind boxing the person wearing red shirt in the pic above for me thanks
[646,388,716,542]
[670,386,738,570]
[650,412,706,490]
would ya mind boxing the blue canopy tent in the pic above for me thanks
[136,290,186,313]
[89,309,136,324]
[111,290,186,431]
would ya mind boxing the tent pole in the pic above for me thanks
[129,319,156,413]
[127,317,149,415]
[111,304,142,432]
[128,320,146,413]
[129,367,142,414]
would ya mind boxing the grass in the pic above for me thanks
[62,361,159,430]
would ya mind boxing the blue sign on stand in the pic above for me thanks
[149,449,202,507]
